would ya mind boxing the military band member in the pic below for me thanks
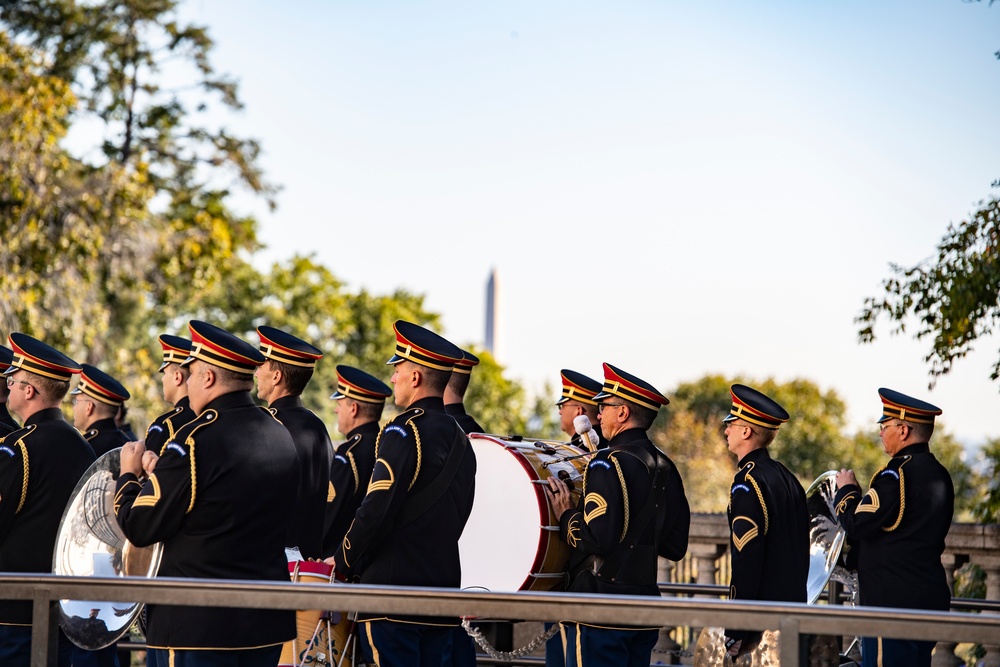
[546,363,690,667]
[114,321,299,667]
[834,389,954,667]
[143,334,196,457]
[444,349,485,434]
[322,365,392,557]
[722,384,809,658]
[0,345,18,435]
[333,320,477,667]
[255,325,332,560]
[71,364,131,458]
[114,404,138,441]
[0,334,96,666]
[556,369,608,452]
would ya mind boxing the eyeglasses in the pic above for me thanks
[5,377,34,391]
[598,402,626,412]
[71,397,92,406]
[879,422,904,433]
[726,420,757,435]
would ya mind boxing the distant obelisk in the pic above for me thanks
[485,267,498,357]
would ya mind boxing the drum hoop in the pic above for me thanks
[469,434,583,591]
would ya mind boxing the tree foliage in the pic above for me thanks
[857,197,1000,389]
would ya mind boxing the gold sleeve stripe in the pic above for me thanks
[583,492,607,523]
[327,481,336,503]
[731,516,759,552]
[856,489,880,514]
[133,474,162,508]
[367,459,395,493]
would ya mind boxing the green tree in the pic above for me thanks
[462,347,528,436]
[857,197,1000,388]
[972,438,1000,523]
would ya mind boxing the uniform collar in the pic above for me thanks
[174,395,191,410]
[738,446,771,469]
[85,417,119,434]
[895,442,931,457]
[348,420,381,440]
[407,395,445,412]
[607,427,649,447]
[25,407,65,426]
[269,395,304,410]
[443,403,467,417]
[202,390,256,413]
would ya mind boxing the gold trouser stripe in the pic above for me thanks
[575,622,583,667]
[877,636,883,666]
[169,648,175,667]
[365,621,381,666]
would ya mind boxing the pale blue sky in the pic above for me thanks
[180,0,999,445]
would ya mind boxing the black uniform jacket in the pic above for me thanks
[444,402,485,435]
[559,428,690,599]
[0,404,18,435]
[334,396,476,623]
[82,417,130,458]
[726,448,809,643]
[834,442,954,611]
[322,420,379,559]
[269,395,333,560]
[114,391,299,649]
[144,396,196,456]
[0,408,96,624]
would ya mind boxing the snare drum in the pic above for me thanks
[459,434,589,592]
[278,560,353,667]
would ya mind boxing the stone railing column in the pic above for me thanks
[931,552,962,667]
[690,542,727,588]
[978,556,1000,667]
[654,558,682,665]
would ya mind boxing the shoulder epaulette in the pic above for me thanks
[84,429,98,442]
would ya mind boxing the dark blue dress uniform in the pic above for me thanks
[257,326,332,560]
[0,345,18,436]
[145,335,197,456]
[113,321,298,660]
[71,364,131,458]
[834,389,954,667]
[558,369,609,451]
[0,334,95,666]
[322,365,391,558]
[445,349,486,434]
[558,364,690,667]
[722,385,809,651]
[333,321,476,667]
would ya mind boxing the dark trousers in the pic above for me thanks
[561,623,657,667]
[70,643,120,667]
[0,624,75,667]
[862,636,934,667]
[358,620,452,667]
[146,645,282,667]
[545,622,565,667]
[445,624,477,667]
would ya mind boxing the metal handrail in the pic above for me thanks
[3,574,999,667]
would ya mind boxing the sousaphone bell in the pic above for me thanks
[52,448,163,650]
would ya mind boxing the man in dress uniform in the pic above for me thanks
[321,365,392,558]
[0,345,19,435]
[834,389,954,667]
[333,320,477,667]
[143,334,197,456]
[556,369,608,452]
[721,384,809,659]
[0,334,96,666]
[71,364,131,458]
[254,325,332,560]
[114,321,299,667]
[444,349,485,434]
[546,363,690,667]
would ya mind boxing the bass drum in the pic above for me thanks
[52,448,163,650]
[459,434,588,592]
[693,470,847,666]
[279,559,353,667]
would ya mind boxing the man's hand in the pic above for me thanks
[544,477,573,517]
[120,440,146,478]
[836,468,858,489]
[141,449,159,475]
[725,637,743,657]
